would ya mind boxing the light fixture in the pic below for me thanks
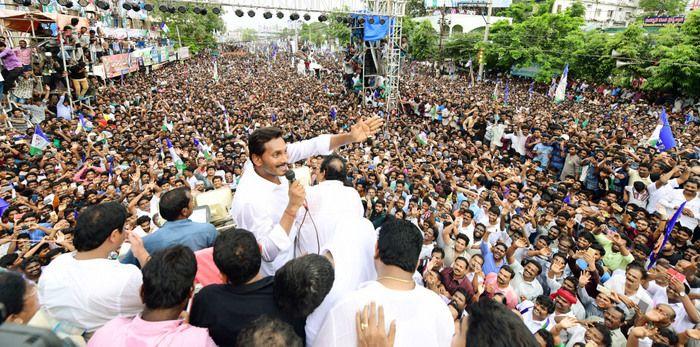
[78,0,88,6]
[22,0,31,5]
[290,13,299,20]
[64,1,73,8]
[159,4,167,12]
[263,11,272,19]
[212,7,220,14]
[40,0,51,5]
[276,11,284,19]
[200,8,207,15]
[303,13,310,21]
[96,0,109,9]
[168,6,176,13]
[13,0,22,5]
[380,18,386,25]
[358,17,365,24]
[132,4,140,12]
[144,3,153,11]
[193,6,200,13]
[177,5,186,13]
[369,17,375,24]
[247,10,255,17]
[318,14,327,22]
[235,9,244,17]
[122,2,132,10]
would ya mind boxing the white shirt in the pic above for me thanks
[230,135,332,276]
[313,281,454,347]
[659,191,700,230]
[517,300,554,333]
[646,179,679,214]
[670,301,697,333]
[510,261,544,302]
[604,273,653,313]
[295,180,364,256]
[38,252,143,332]
[306,217,378,346]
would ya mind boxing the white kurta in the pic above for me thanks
[230,135,332,276]
[295,180,364,256]
[305,217,378,346]
[313,281,454,347]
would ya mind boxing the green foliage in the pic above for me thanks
[406,0,428,18]
[444,32,483,63]
[153,1,225,53]
[567,1,586,17]
[639,0,688,16]
[500,0,535,23]
[408,20,439,61]
[327,11,352,46]
[300,22,329,46]
[241,28,257,42]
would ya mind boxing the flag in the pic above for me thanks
[224,114,231,134]
[107,156,114,182]
[554,64,568,103]
[0,198,9,218]
[29,125,50,156]
[548,78,557,98]
[330,107,337,121]
[504,81,510,105]
[161,115,173,132]
[528,81,534,101]
[212,58,219,81]
[562,193,571,205]
[465,59,472,68]
[492,82,499,100]
[658,108,676,151]
[166,139,186,172]
[75,113,90,134]
[193,138,212,160]
[160,22,169,33]
[648,201,686,269]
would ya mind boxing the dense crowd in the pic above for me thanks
[0,43,699,347]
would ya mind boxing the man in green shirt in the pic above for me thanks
[595,229,634,272]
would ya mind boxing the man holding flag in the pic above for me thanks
[29,124,50,156]
[659,178,699,231]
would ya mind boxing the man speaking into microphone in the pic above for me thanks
[231,117,383,276]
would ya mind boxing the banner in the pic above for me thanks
[101,53,139,78]
[178,47,190,60]
[643,16,685,26]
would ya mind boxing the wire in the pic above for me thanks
[293,205,321,256]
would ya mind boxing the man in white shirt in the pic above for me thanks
[517,295,556,333]
[305,217,378,346]
[231,118,382,275]
[604,262,653,313]
[295,154,364,256]
[659,179,699,230]
[313,218,454,347]
[38,201,149,333]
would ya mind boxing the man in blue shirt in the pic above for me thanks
[121,187,217,267]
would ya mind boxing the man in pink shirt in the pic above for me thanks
[88,246,215,347]
[13,39,32,69]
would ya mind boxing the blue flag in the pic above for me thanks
[648,201,686,270]
[528,81,534,101]
[658,108,676,151]
[562,193,571,205]
[504,82,510,105]
[0,198,9,218]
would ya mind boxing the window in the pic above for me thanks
[608,10,614,17]
[595,9,602,17]
[557,4,562,13]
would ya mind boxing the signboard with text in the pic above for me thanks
[643,16,685,26]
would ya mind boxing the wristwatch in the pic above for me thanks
[679,291,686,297]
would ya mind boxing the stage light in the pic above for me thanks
[318,14,327,22]
[193,7,200,13]
[358,17,365,24]
[235,9,244,17]
[57,0,67,5]
[263,11,272,19]
[303,13,310,21]
[276,11,284,18]
[159,4,168,12]
[13,0,22,5]
[369,17,375,24]
[40,0,51,5]
[22,0,31,5]
[122,2,131,10]
[71,17,79,25]
[212,7,220,14]
[132,4,140,12]
[78,0,88,6]
[178,6,187,13]
[144,3,153,11]
[200,8,207,15]
[247,10,255,17]
[290,13,299,20]
[168,6,176,13]
[64,1,73,7]
[380,18,386,25]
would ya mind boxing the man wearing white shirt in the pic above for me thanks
[604,262,653,313]
[313,219,454,347]
[305,217,378,346]
[659,179,699,230]
[231,118,382,276]
[38,202,149,333]
[295,154,364,256]
[517,295,556,333]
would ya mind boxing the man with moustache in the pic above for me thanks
[230,118,382,275]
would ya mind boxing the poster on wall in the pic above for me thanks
[101,53,139,78]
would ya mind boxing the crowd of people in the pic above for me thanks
[0,42,698,347]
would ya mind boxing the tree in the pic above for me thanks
[408,19,438,61]
[567,1,586,17]
[406,0,428,18]
[500,0,535,23]
[154,1,225,52]
[571,30,614,82]
[300,22,328,46]
[327,11,352,46]
[444,32,483,63]
[639,0,688,16]
[241,28,258,42]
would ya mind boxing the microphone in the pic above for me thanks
[285,170,296,182]
[285,170,308,211]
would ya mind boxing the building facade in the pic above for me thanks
[552,0,643,28]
